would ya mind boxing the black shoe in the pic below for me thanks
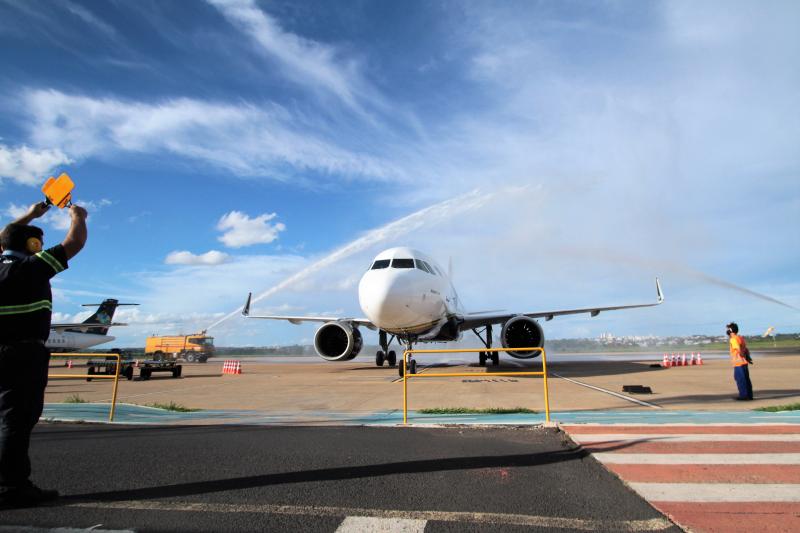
[0,484,59,509]
[734,397,751,401]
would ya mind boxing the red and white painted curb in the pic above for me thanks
[564,424,800,533]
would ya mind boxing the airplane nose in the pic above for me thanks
[359,272,413,328]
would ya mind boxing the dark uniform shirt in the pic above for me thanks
[0,245,69,343]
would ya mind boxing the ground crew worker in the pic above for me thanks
[726,322,753,401]
[0,201,87,509]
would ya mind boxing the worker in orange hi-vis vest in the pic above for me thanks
[726,322,753,401]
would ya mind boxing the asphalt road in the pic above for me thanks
[0,423,680,532]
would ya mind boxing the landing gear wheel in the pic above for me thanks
[87,367,95,382]
[409,359,417,374]
[490,352,499,366]
[387,350,397,367]
[478,352,487,366]
[376,350,385,366]
[123,366,134,380]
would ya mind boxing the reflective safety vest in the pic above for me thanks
[0,246,68,343]
[729,334,749,367]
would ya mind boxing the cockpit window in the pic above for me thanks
[415,259,431,273]
[391,258,415,269]
[421,260,436,275]
[371,259,390,270]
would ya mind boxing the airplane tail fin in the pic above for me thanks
[81,299,139,335]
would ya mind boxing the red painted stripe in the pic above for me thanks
[583,441,800,454]
[653,502,800,533]
[605,463,800,483]
[562,425,800,435]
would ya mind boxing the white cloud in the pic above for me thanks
[22,90,399,182]
[0,144,72,186]
[217,211,286,248]
[165,250,231,266]
[207,0,369,110]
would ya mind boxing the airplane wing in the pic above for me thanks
[50,322,127,331]
[241,293,376,330]
[458,278,664,331]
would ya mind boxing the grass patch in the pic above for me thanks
[418,407,537,415]
[63,394,87,403]
[145,401,201,412]
[755,403,800,413]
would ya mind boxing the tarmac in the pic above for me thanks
[43,349,800,421]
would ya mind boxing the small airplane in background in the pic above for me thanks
[47,298,138,351]
[243,247,663,375]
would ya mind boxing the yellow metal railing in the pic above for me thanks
[49,353,121,422]
[402,347,550,425]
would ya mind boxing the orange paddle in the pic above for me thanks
[41,173,74,208]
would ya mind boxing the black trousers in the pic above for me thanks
[0,342,50,492]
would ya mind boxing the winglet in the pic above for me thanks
[242,292,252,316]
[656,278,664,304]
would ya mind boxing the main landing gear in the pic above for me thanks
[375,330,397,367]
[474,325,499,367]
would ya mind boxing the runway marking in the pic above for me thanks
[66,500,674,531]
[335,516,426,532]
[551,373,662,408]
[571,433,800,443]
[629,482,800,502]
[593,452,800,464]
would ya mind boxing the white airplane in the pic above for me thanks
[243,247,663,375]
[47,299,137,351]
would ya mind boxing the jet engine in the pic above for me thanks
[501,316,544,358]
[314,321,363,361]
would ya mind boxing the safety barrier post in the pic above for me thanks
[401,347,550,425]
[48,353,121,422]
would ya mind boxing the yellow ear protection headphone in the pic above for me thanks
[26,237,43,254]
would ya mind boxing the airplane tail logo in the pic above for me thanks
[81,299,137,335]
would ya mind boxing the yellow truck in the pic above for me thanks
[145,332,214,363]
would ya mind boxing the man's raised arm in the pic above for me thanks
[12,202,50,225]
[62,205,88,260]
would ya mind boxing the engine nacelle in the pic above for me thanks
[314,321,363,361]
[501,316,544,359]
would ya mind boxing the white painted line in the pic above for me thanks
[571,434,800,443]
[336,516,426,532]
[551,374,661,408]
[629,482,800,502]
[593,453,800,464]
[67,500,674,531]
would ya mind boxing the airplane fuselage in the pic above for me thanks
[46,329,115,352]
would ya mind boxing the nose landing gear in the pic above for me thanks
[398,338,417,377]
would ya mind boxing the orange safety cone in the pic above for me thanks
[67,360,73,369]
[690,353,696,365]
[662,353,669,367]
[697,352,703,365]
[681,353,687,366]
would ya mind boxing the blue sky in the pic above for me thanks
[1,0,798,347]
